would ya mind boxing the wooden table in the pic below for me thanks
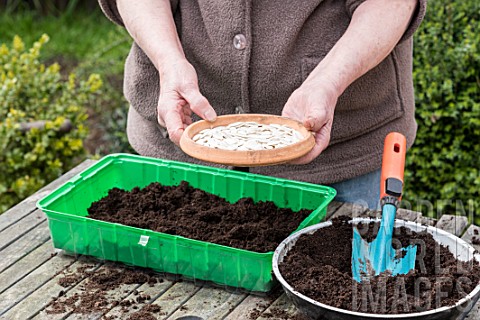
[0,160,478,320]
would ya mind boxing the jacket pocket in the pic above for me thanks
[301,53,405,144]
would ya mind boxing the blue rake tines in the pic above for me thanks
[352,204,417,283]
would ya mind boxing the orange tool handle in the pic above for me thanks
[380,132,407,200]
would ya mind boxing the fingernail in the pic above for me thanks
[204,110,216,122]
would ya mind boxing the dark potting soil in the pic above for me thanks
[279,216,480,315]
[87,181,312,252]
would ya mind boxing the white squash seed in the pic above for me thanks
[192,122,303,151]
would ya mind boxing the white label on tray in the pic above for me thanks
[138,235,149,246]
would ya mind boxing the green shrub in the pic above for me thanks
[405,1,480,222]
[0,34,102,212]
[0,9,133,156]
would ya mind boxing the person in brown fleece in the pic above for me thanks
[98,0,426,209]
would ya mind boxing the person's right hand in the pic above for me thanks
[157,59,217,145]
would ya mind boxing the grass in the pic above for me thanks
[0,9,130,71]
[0,8,134,155]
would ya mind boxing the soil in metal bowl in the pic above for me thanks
[86,180,313,253]
[279,216,480,315]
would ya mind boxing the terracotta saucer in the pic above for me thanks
[179,114,315,167]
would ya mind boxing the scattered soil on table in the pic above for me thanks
[279,216,480,315]
[255,308,310,320]
[46,263,164,319]
[127,304,163,320]
[87,181,313,252]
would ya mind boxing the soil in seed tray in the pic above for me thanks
[87,181,313,252]
[279,216,480,315]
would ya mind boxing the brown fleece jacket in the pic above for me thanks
[98,0,427,184]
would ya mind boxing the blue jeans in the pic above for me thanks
[328,169,381,210]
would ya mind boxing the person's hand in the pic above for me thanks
[157,59,217,145]
[282,79,339,164]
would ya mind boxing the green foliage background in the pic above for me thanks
[0,9,133,213]
[0,35,102,212]
[0,9,133,156]
[404,1,480,222]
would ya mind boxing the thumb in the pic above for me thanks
[181,87,217,122]
[304,108,328,132]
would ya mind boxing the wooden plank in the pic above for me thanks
[357,209,380,219]
[435,214,469,236]
[465,302,480,320]
[0,252,77,316]
[32,262,104,320]
[328,202,350,219]
[4,257,100,320]
[167,286,246,320]
[224,294,276,320]
[0,240,54,294]
[329,202,368,220]
[0,221,50,274]
[324,201,343,220]
[0,209,45,252]
[44,264,144,320]
[0,190,51,233]
[332,207,421,222]
[396,208,422,222]
[0,159,95,231]
[462,225,480,320]
[48,281,200,320]
[255,293,302,320]
[102,279,174,320]
[462,225,480,251]
[148,281,200,319]
[64,285,143,320]
[417,215,436,226]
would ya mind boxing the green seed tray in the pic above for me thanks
[37,153,336,292]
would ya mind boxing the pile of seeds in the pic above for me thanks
[192,121,304,151]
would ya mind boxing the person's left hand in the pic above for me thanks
[282,80,339,164]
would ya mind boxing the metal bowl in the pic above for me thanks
[272,218,480,320]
